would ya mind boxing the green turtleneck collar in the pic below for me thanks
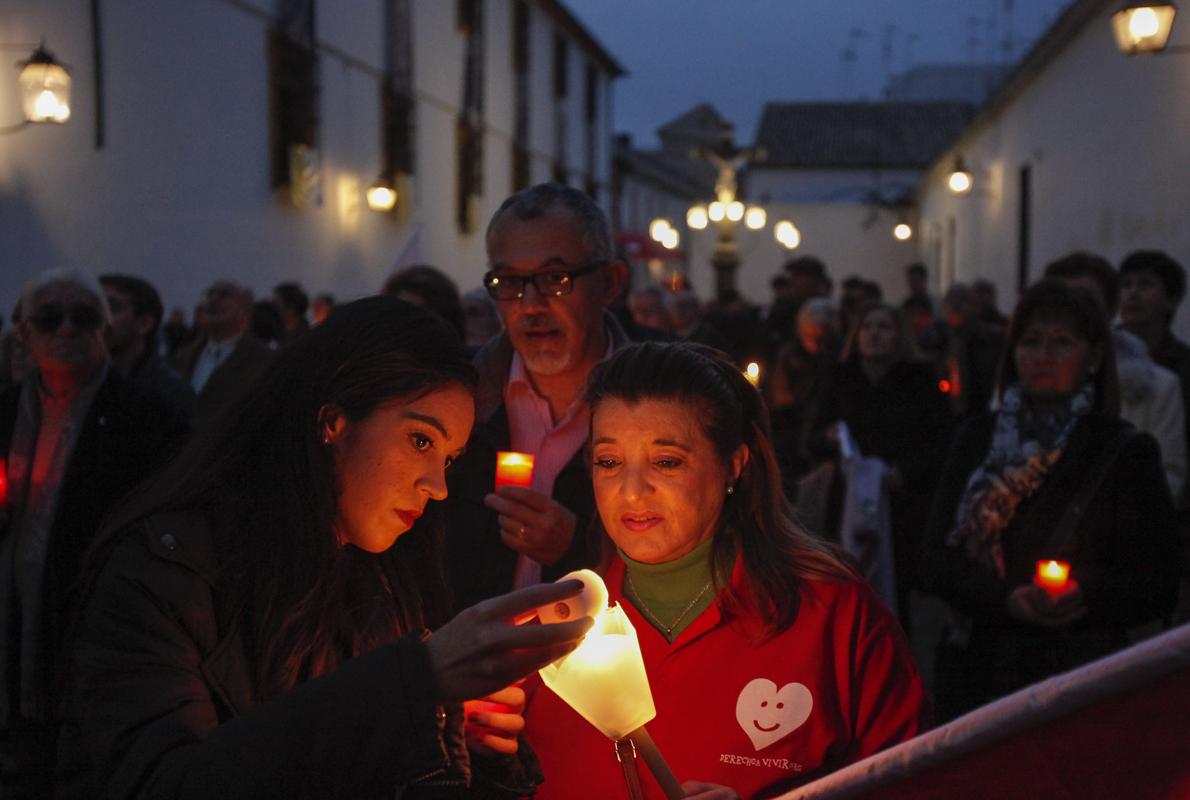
[620,538,718,642]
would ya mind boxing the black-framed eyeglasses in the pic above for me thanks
[28,303,104,334]
[482,260,607,301]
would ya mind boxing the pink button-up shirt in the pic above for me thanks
[504,336,612,587]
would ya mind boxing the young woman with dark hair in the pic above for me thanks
[920,279,1180,720]
[814,303,953,628]
[524,342,928,799]
[57,296,592,799]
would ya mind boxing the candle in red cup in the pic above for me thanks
[1034,560,1071,598]
[495,451,535,492]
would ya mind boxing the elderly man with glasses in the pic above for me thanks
[0,269,188,798]
[437,183,628,615]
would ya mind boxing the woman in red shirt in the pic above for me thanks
[524,342,929,799]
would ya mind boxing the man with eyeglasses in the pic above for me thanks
[0,270,188,797]
[439,183,629,613]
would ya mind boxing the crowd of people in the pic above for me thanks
[0,181,1184,798]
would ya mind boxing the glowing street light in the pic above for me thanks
[744,206,766,230]
[687,205,709,230]
[10,43,71,125]
[947,158,974,196]
[366,177,398,212]
[893,223,913,241]
[1112,3,1178,53]
[774,220,801,250]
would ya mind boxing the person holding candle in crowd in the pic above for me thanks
[919,280,1181,721]
[56,297,594,799]
[438,183,630,611]
[525,342,928,799]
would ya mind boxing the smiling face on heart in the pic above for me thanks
[735,678,813,751]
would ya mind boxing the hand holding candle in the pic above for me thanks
[495,451,535,491]
[538,571,685,800]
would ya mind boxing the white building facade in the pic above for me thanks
[915,0,1190,336]
[0,0,622,316]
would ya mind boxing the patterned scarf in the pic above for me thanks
[946,382,1094,577]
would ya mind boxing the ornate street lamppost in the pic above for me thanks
[649,144,800,303]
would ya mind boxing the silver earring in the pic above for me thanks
[726,485,735,496]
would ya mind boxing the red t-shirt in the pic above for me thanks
[524,557,929,799]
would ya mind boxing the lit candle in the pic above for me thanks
[540,596,656,740]
[540,573,683,799]
[744,362,761,386]
[1034,560,1071,598]
[495,451,534,492]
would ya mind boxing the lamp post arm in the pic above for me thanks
[0,120,31,135]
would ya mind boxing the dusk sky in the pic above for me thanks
[564,0,1074,146]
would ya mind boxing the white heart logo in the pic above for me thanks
[735,678,813,751]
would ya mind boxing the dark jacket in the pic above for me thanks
[127,350,197,420]
[919,412,1180,712]
[57,508,502,800]
[441,315,630,612]
[0,370,189,725]
[173,334,274,431]
[815,360,954,578]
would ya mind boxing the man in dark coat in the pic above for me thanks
[439,183,628,611]
[172,280,274,431]
[0,270,188,797]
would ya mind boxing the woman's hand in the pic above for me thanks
[681,781,740,799]
[487,487,577,566]
[1005,581,1087,629]
[464,684,525,756]
[425,580,593,704]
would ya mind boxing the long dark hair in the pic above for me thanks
[838,303,918,365]
[999,279,1120,417]
[96,296,477,699]
[585,342,856,638]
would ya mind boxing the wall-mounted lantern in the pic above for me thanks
[947,157,974,196]
[366,176,398,212]
[3,41,70,133]
[1112,3,1180,54]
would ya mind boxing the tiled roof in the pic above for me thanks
[754,101,974,169]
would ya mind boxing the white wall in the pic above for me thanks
[916,3,1190,336]
[0,0,617,321]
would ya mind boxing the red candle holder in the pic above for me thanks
[1034,560,1071,598]
[0,456,8,510]
[495,451,535,492]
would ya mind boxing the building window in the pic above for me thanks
[584,62,598,199]
[552,33,567,184]
[511,0,530,191]
[458,0,485,232]
[381,0,415,196]
[268,0,319,197]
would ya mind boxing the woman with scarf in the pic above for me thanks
[920,280,1180,721]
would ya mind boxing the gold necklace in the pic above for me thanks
[626,573,713,638]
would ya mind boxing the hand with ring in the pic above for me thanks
[486,486,577,566]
